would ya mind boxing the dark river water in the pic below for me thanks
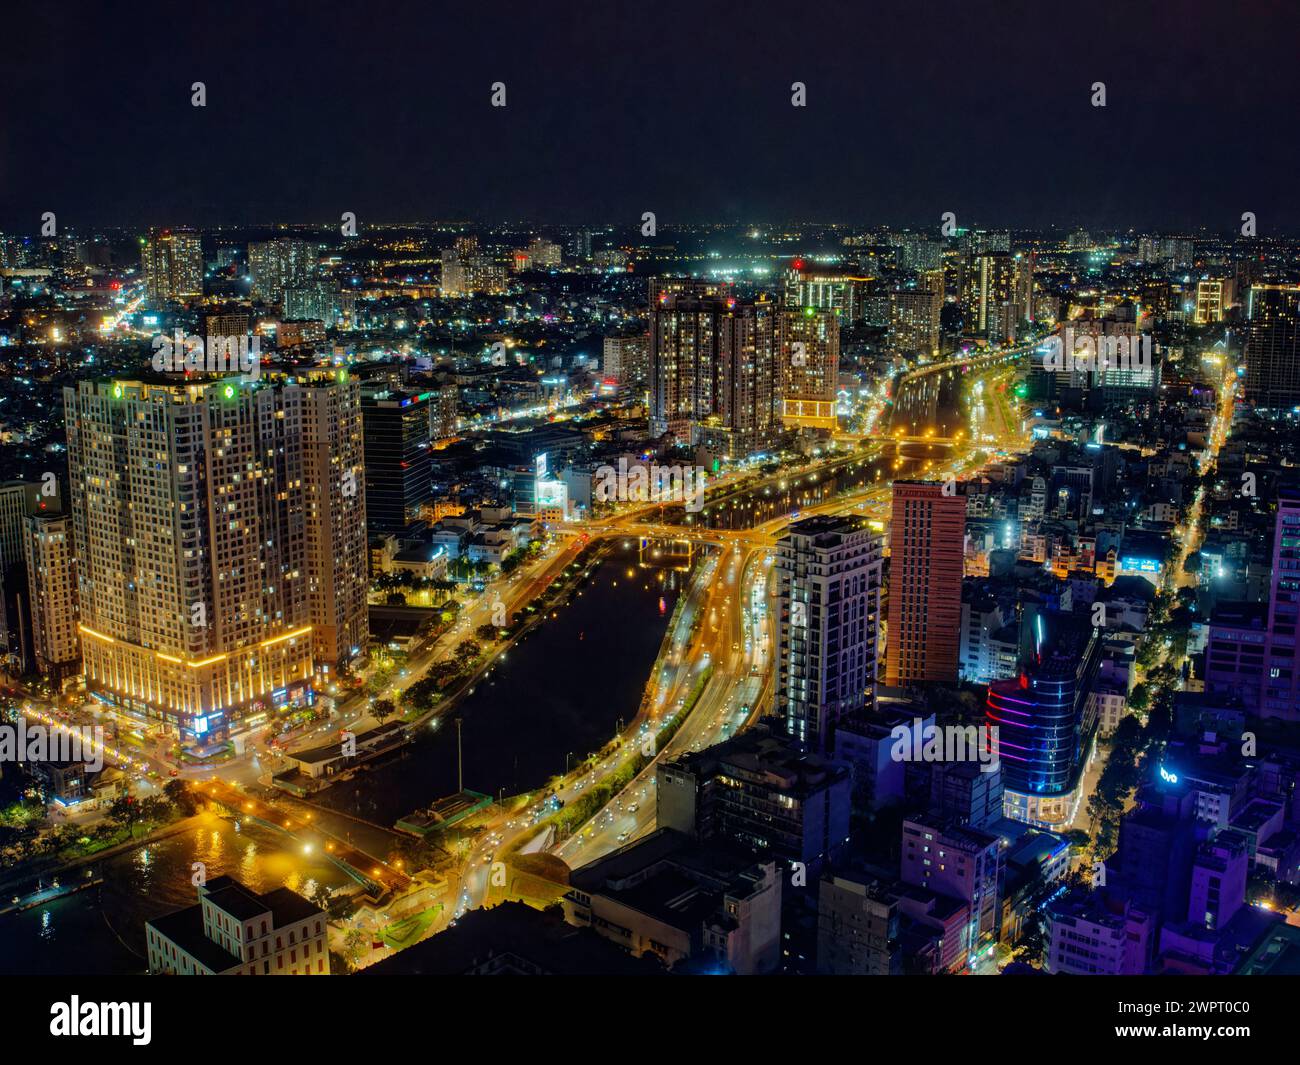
[312,543,689,825]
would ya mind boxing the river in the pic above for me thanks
[0,542,685,974]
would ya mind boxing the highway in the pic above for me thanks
[517,358,1037,879]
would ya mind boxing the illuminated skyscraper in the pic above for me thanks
[64,377,322,746]
[964,252,1018,342]
[1261,493,1300,720]
[1194,278,1233,324]
[299,372,369,671]
[986,612,1100,828]
[898,236,943,272]
[602,333,651,391]
[774,515,884,751]
[1014,251,1035,324]
[885,481,965,687]
[284,279,340,326]
[1244,284,1300,411]
[142,228,203,307]
[430,381,459,442]
[779,306,839,430]
[647,276,724,305]
[23,512,79,680]
[782,261,872,323]
[361,388,433,531]
[649,293,779,458]
[0,480,53,671]
[568,228,592,261]
[248,238,317,305]
[527,237,562,267]
[888,285,942,359]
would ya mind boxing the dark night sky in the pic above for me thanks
[1,0,1296,231]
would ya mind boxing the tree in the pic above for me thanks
[163,779,196,816]
[475,623,499,642]
[342,928,366,968]
[372,698,398,723]
[403,676,442,711]
[107,795,143,834]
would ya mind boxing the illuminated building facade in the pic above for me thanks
[248,237,317,305]
[782,261,872,323]
[964,252,1018,342]
[147,876,328,976]
[1262,493,1300,720]
[885,481,965,687]
[647,277,725,304]
[603,332,651,391]
[23,513,79,680]
[361,389,432,532]
[142,228,203,307]
[900,816,1002,962]
[284,280,340,327]
[0,480,51,670]
[648,293,780,458]
[774,516,884,751]
[986,614,1100,828]
[779,306,839,429]
[441,235,507,296]
[64,378,316,745]
[1194,278,1232,324]
[888,286,942,359]
[1244,284,1300,411]
[299,372,369,670]
[430,381,459,442]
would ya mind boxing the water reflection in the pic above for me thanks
[0,814,351,975]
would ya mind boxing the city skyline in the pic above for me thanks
[3,5,1300,1034]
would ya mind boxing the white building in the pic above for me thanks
[147,876,328,976]
[774,515,884,752]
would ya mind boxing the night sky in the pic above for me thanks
[1,0,1296,231]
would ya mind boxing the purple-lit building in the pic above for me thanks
[1204,601,1268,712]
[986,612,1100,828]
[1205,494,1300,718]
[1109,785,1203,924]
[1261,494,1300,720]
[1157,836,1282,975]
[900,816,1002,962]
[1188,837,1248,931]
[1043,888,1151,975]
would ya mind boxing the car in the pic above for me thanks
[617,832,630,843]
[628,803,639,813]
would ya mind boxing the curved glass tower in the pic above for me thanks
[987,668,1079,796]
[986,614,1099,826]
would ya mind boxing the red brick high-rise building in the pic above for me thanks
[885,480,965,686]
